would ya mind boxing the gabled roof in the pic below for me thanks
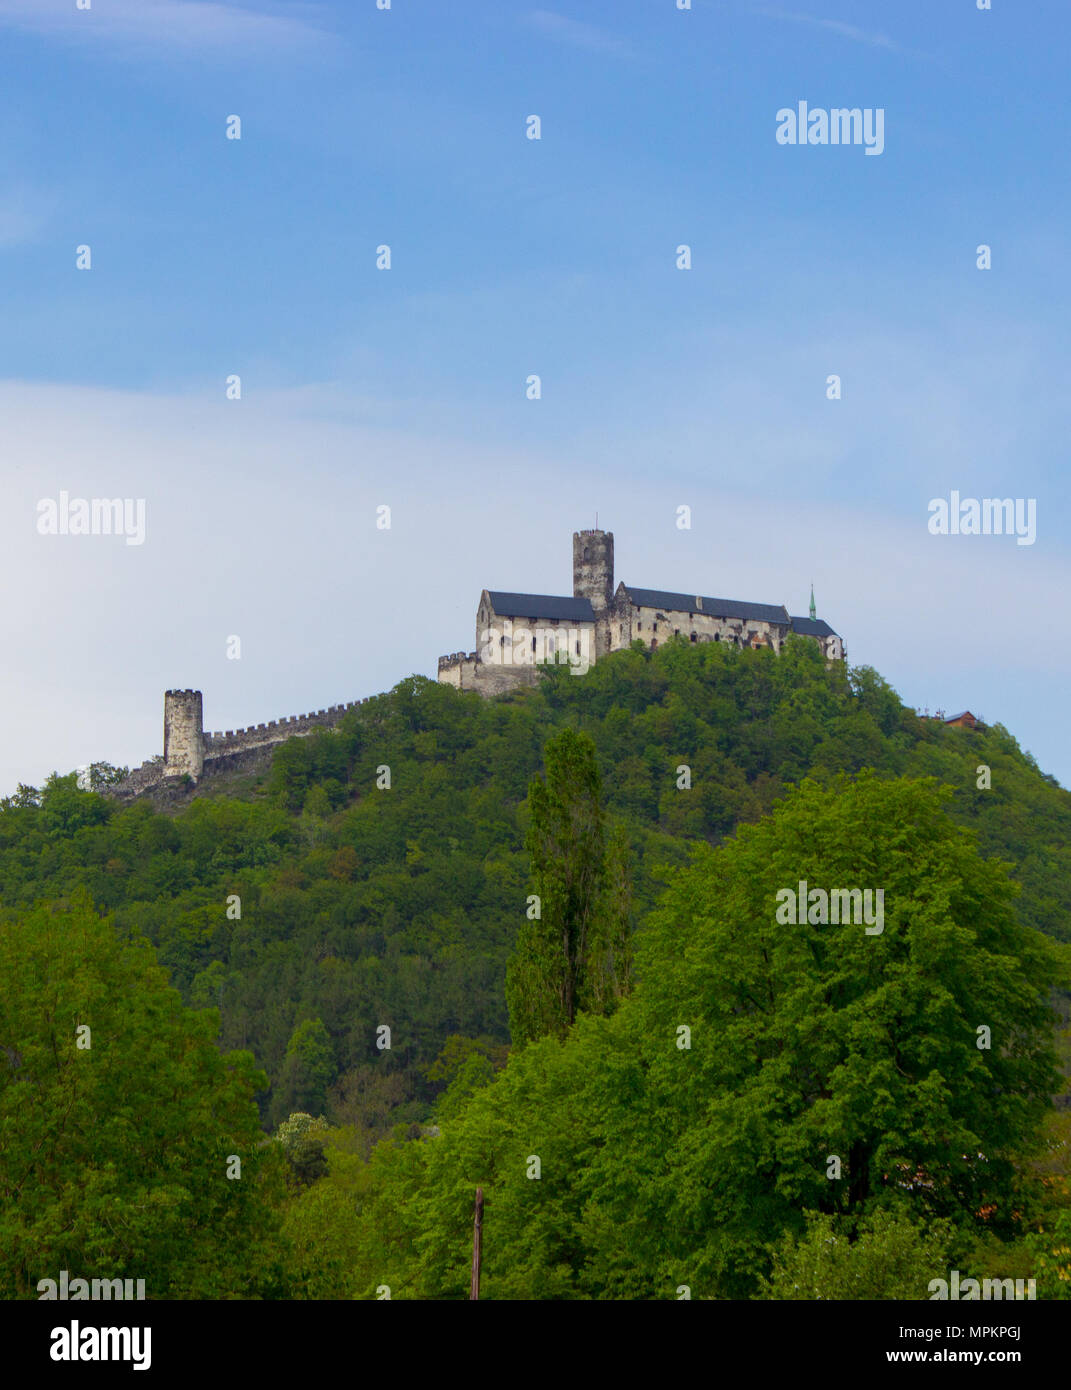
[623,586,789,627]
[485,591,596,622]
[943,711,977,724]
[789,616,837,638]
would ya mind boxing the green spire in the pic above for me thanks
[809,583,816,621]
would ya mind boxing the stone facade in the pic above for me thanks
[436,528,845,695]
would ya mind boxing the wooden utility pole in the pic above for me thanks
[469,1187,484,1300]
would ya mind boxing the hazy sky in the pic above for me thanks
[2,0,1068,793]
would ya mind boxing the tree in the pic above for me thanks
[0,893,289,1298]
[505,728,632,1045]
[759,1207,955,1300]
[614,772,1063,1293]
[276,1018,335,1123]
[275,1112,330,1187]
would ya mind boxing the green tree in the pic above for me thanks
[275,1112,331,1187]
[505,728,632,1045]
[758,1207,955,1300]
[276,1018,335,1123]
[609,773,1063,1293]
[0,893,288,1298]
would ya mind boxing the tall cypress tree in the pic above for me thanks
[505,728,632,1045]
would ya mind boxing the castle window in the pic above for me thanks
[531,636,536,652]
[650,639,657,650]
[690,633,697,643]
[674,628,680,637]
[575,640,580,655]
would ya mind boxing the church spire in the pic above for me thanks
[809,583,816,621]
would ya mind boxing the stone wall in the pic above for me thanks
[203,700,366,756]
[437,651,541,695]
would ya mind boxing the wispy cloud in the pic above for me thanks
[756,6,910,55]
[0,187,52,249]
[525,10,634,58]
[0,0,328,54]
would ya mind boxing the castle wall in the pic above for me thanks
[437,651,541,694]
[622,604,787,652]
[480,613,596,670]
[203,700,364,757]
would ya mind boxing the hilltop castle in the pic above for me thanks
[110,526,843,797]
[437,529,843,695]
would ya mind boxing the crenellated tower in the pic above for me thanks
[164,689,204,780]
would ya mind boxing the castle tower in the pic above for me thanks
[573,529,614,658]
[164,689,204,780]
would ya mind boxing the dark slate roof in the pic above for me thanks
[624,587,789,626]
[789,616,837,638]
[486,591,596,622]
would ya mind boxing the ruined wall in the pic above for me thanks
[437,651,541,694]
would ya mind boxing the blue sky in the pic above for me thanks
[2,0,1069,791]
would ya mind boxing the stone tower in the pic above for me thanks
[164,688,204,780]
[573,529,614,657]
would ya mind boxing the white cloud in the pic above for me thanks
[0,0,328,54]
[525,10,634,58]
[756,6,911,55]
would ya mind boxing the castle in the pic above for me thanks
[110,527,843,797]
[437,529,843,695]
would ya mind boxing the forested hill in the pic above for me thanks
[2,637,1069,1143]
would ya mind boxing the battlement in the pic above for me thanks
[203,699,368,754]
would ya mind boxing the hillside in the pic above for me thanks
[2,636,1069,1147]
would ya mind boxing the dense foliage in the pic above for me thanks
[2,637,1070,1296]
